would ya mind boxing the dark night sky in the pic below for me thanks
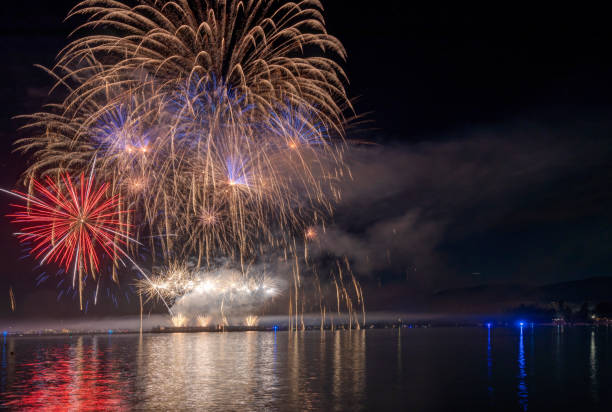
[1,2,611,316]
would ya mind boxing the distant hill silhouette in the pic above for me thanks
[535,277,612,302]
[430,276,612,313]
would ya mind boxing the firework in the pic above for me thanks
[61,0,349,129]
[136,262,280,321]
[15,0,349,267]
[305,227,318,240]
[8,0,364,320]
[3,171,132,310]
[244,315,260,327]
[196,315,211,328]
[171,313,188,328]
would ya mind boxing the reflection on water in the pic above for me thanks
[517,326,528,411]
[139,332,282,410]
[2,336,131,409]
[397,328,402,383]
[589,329,598,403]
[1,328,611,410]
[1,335,15,395]
[1,331,367,411]
[554,325,562,383]
[487,326,493,399]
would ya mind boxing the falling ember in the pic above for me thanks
[197,315,211,327]
[9,286,16,312]
[244,315,260,327]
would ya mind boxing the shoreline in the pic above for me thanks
[3,320,611,337]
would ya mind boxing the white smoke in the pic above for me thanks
[168,263,287,325]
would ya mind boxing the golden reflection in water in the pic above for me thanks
[139,332,279,410]
[351,330,366,401]
[4,329,611,409]
[554,325,562,382]
[283,330,367,411]
[397,328,403,381]
[331,330,366,410]
[589,329,598,402]
[288,332,301,408]
[320,330,327,391]
[333,331,341,405]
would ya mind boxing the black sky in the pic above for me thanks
[0,1,611,316]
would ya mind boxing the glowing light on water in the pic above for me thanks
[517,325,528,410]
[590,329,599,402]
[487,324,493,398]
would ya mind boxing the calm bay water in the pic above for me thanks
[1,327,611,411]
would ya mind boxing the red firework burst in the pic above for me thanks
[4,172,131,309]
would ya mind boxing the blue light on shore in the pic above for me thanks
[273,325,279,332]
[518,321,525,327]
[486,323,492,328]
[108,329,113,335]
[2,331,7,336]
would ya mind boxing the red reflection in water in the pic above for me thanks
[2,338,130,410]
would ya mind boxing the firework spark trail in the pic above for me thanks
[9,286,16,312]
[123,253,175,316]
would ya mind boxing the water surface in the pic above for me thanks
[1,327,611,410]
